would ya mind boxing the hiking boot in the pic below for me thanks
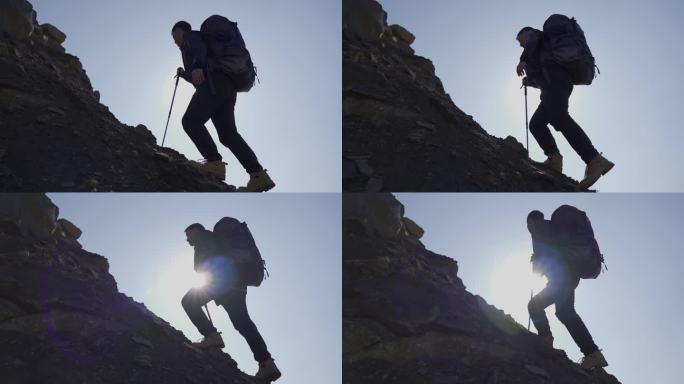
[578,154,614,189]
[191,160,226,181]
[543,153,563,173]
[191,332,225,349]
[542,334,554,347]
[254,359,281,382]
[579,350,608,370]
[237,170,275,192]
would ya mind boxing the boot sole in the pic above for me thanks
[578,162,615,189]
[255,372,282,383]
[237,182,276,193]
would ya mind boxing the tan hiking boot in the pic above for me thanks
[237,170,275,192]
[578,154,614,189]
[580,350,608,370]
[190,160,226,181]
[543,153,563,173]
[254,359,281,382]
[191,331,225,349]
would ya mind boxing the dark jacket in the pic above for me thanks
[530,219,563,276]
[519,29,554,88]
[193,229,218,272]
[179,30,208,85]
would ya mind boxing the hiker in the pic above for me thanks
[526,207,608,370]
[181,222,281,382]
[171,19,275,192]
[516,15,614,189]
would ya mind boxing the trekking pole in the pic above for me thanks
[523,80,529,154]
[204,304,213,326]
[161,72,181,147]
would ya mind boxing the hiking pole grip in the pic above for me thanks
[161,74,181,147]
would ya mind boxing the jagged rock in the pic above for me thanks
[57,218,81,239]
[343,0,581,192]
[402,217,424,239]
[0,0,35,40]
[93,89,100,101]
[0,3,236,192]
[343,193,622,384]
[0,194,58,238]
[40,23,66,44]
[0,194,256,383]
[389,24,415,45]
[342,0,387,42]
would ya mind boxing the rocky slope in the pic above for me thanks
[343,193,621,383]
[0,194,254,383]
[342,0,581,192]
[0,0,233,191]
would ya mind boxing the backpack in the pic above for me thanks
[542,14,598,85]
[213,217,267,286]
[200,15,257,92]
[550,205,605,279]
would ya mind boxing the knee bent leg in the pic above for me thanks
[555,307,578,323]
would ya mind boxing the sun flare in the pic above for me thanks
[488,253,548,326]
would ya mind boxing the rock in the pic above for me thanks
[342,0,387,42]
[131,336,153,349]
[40,23,66,44]
[390,24,415,45]
[94,90,100,101]
[503,135,527,155]
[402,217,424,239]
[525,364,550,379]
[57,218,81,239]
[0,0,35,40]
[47,106,66,116]
[0,194,58,238]
[133,352,152,368]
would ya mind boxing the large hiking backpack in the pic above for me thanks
[550,205,604,279]
[213,217,267,287]
[200,15,257,92]
[542,14,598,85]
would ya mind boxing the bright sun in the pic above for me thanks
[488,253,548,326]
[145,253,210,317]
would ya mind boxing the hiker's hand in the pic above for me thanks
[191,69,205,85]
[516,61,526,77]
[522,77,529,87]
[176,67,185,78]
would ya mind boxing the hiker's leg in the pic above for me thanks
[529,100,560,156]
[182,85,222,162]
[181,287,218,337]
[211,97,264,173]
[221,288,272,363]
[554,276,600,355]
[544,67,600,164]
[528,282,557,337]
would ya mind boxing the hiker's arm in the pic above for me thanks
[185,32,208,74]
[519,30,542,71]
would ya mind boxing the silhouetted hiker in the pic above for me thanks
[171,18,275,192]
[181,221,281,382]
[526,207,608,370]
[516,15,614,189]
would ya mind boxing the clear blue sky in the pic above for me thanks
[33,0,340,191]
[383,0,684,192]
[48,193,342,384]
[396,192,683,384]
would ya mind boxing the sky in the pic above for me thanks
[48,193,342,384]
[31,0,341,192]
[396,192,683,384]
[382,0,684,192]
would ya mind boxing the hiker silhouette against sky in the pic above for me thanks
[171,19,275,192]
[516,15,614,189]
[181,222,281,382]
[526,207,608,370]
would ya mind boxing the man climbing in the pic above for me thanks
[181,223,281,382]
[516,16,614,189]
[526,208,608,370]
[171,20,275,192]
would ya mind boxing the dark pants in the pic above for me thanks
[181,286,272,363]
[528,264,599,355]
[529,65,599,164]
[181,72,263,173]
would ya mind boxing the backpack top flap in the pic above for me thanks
[200,15,237,42]
[213,217,260,262]
[550,205,595,245]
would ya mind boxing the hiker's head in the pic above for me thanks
[527,210,544,233]
[516,26,534,47]
[172,21,192,46]
[185,222,205,246]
